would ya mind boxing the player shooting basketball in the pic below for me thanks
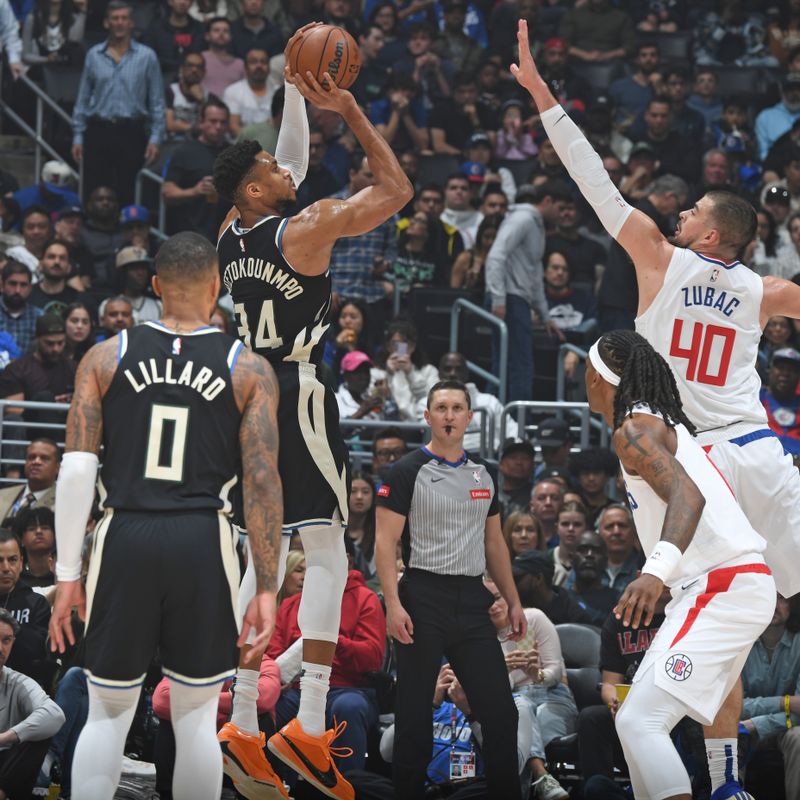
[213,23,413,800]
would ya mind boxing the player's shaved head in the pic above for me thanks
[155,232,218,284]
[213,139,261,205]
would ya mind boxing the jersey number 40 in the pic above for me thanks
[669,319,735,386]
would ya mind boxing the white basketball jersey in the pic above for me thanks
[621,406,765,586]
[636,247,767,435]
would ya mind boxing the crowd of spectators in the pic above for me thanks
[3,0,800,797]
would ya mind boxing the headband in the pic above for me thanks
[588,340,620,387]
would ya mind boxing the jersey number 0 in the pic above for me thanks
[144,404,189,481]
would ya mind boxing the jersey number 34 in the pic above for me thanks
[669,319,735,386]
[235,300,283,350]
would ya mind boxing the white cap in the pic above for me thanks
[41,160,74,188]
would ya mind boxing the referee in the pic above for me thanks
[376,379,527,799]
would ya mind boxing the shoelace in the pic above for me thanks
[324,718,354,759]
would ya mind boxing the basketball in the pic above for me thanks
[287,24,361,90]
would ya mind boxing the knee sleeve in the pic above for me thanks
[615,665,692,799]
[297,523,348,643]
[169,680,224,800]
[71,681,141,799]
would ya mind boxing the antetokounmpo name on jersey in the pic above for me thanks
[223,258,304,300]
[124,358,227,401]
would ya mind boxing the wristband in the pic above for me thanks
[641,541,682,584]
[786,694,793,729]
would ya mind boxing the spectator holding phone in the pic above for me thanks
[335,351,398,422]
[486,577,575,799]
[379,319,439,421]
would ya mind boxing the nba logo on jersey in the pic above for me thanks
[472,470,481,484]
[710,268,719,282]
[665,653,693,682]
[172,338,182,356]
[239,238,246,253]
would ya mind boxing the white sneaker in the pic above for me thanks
[532,773,569,800]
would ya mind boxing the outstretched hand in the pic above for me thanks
[614,574,664,629]
[239,590,278,650]
[510,20,541,92]
[49,580,86,654]
[283,21,325,87]
[290,70,357,115]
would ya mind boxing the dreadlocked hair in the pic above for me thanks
[598,330,697,436]
[213,139,261,204]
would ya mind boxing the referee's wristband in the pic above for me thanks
[641,541,682,585]
[786,694,793,729]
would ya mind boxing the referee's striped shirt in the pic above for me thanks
[377,447,499,577]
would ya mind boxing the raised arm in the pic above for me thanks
[612,414,705,629]
[234,348,283,649]
[510,20,673,283]
[51,338,118,652]
[274,24,322,188]
[282,73,413,275]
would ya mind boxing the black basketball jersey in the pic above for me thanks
[100,322,244,513]
[217,215,332,367]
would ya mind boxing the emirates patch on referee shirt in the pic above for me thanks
[470,489,491,500]
[377,485,390,497]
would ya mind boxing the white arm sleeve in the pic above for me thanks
[274,83,309,189]
[55,451,99,581]
[540,104,633,238]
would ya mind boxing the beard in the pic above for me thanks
[3,294,25,310]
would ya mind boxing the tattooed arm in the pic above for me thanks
[233,348,283,649]
[614,414,705,554]
[611,413,705,630]
[51,337,118,653]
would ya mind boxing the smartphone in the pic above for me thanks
[394,342,408,356]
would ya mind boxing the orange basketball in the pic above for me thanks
[287,24,361,90]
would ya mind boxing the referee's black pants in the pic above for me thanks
[83,117,147,207]
[392,569,521,800]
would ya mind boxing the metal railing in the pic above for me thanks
[340,408,494,466]
[135,168,167,240]
[450,298,508,406]
[500,400,610,451]
[0,73,81,194]
[0,400,69,483]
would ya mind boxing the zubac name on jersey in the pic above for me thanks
[221,256,304,302]
[680,285,741,318]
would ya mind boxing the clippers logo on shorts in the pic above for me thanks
[377,485,390,497]
[470,489,491,500]
[665,653,693,682]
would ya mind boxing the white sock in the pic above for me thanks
[171,679,225,800]
[706,737,738,792]
[230,669,260,736]
[71,681,141,799]
[297,661,330,737]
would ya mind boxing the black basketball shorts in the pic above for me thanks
[83,509,240,687]
[276,362,350,530]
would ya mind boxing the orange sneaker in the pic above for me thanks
[267,718,354,800]
[218,721,290,800]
